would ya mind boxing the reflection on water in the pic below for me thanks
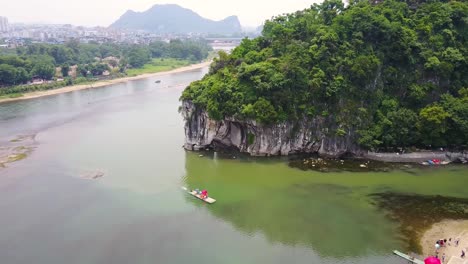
[183,152,402,258]
[183,152,468,258]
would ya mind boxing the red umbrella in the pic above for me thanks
[424,257,441,264]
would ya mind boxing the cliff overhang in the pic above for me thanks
[181,100,363,158]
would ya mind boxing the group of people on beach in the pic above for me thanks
[435,237,464,262]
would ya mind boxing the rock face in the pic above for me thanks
[181,101,363,157]
[181,101,468,161]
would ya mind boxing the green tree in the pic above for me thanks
[89,63,110,76]
[384,108,419,148]
[49,46,73,65]
[15,67,31,84]
[77,64,89,77]
[418,105,451,146]
[127,47,151,68]
[118,58,128,73]
[32,61,55,80]
[252,98,278,124]
[107,59,118,68]
[441,91,468,146]
[0,64,18,85]
[61,64,70,77]
[149,41,168,58]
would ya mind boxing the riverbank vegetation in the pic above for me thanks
[181,0,467,150]
[0,39,212,97]
[126,58,191,76]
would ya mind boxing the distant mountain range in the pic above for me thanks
[110,4,242,35]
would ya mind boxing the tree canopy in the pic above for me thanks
[0,39,212,86]
[182,0,468,150]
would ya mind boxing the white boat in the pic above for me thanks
[421,160,450,166]
[181,187,216,204]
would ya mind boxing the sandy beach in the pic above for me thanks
[421,220,468,263]
[0,61,211,104]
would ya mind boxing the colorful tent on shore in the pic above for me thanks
[424,256,441,264]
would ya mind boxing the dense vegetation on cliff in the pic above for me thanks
[181,0,468,150]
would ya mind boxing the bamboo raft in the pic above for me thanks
[182,187,216,204]
[393,250,425,264]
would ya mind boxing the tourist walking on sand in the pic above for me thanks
[442,253,446,263]
[461,249,465,258]
[435,241,441,253]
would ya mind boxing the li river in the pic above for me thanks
[0,66,467,264]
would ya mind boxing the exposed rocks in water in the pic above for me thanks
[289,157,415,172]
[0,135,36,168]
[9,135,35,143]
[80,170,105,180]
[370,192,468,254]
[181,101,468,162]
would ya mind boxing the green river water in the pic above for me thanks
[0,66,467,264]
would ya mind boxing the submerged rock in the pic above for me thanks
[0,136,36,168]
[80,170,105,180]
[370,192,468,253]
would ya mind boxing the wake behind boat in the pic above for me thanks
[181,187,216,204]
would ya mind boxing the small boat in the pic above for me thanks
[421,160,450,166]
[155,80,161,83]
[393,250,424,264]
[181,187,216,204]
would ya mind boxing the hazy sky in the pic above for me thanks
[2,0,322,27]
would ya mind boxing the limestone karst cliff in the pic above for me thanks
[181,101,363,157]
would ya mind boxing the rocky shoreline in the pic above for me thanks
[181,100,467,163]
[364,151,467,163]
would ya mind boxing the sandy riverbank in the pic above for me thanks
[0,61,211,104]
[421,220,468,263]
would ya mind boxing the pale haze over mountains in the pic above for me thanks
[111,4,242,34]
[2,0,321,28]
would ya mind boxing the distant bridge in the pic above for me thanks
[205,37,244,42]
[205,37,244,46]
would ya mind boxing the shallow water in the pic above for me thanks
[0,67,467,264]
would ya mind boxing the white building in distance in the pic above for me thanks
[0,17,9,32]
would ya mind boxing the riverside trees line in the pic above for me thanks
[0,39,212,87]
[181,0,467,151]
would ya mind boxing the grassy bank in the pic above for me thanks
[126,58,192,76]
[0,76,118,100]
[0,59,194,99]
[0,61,211,104]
